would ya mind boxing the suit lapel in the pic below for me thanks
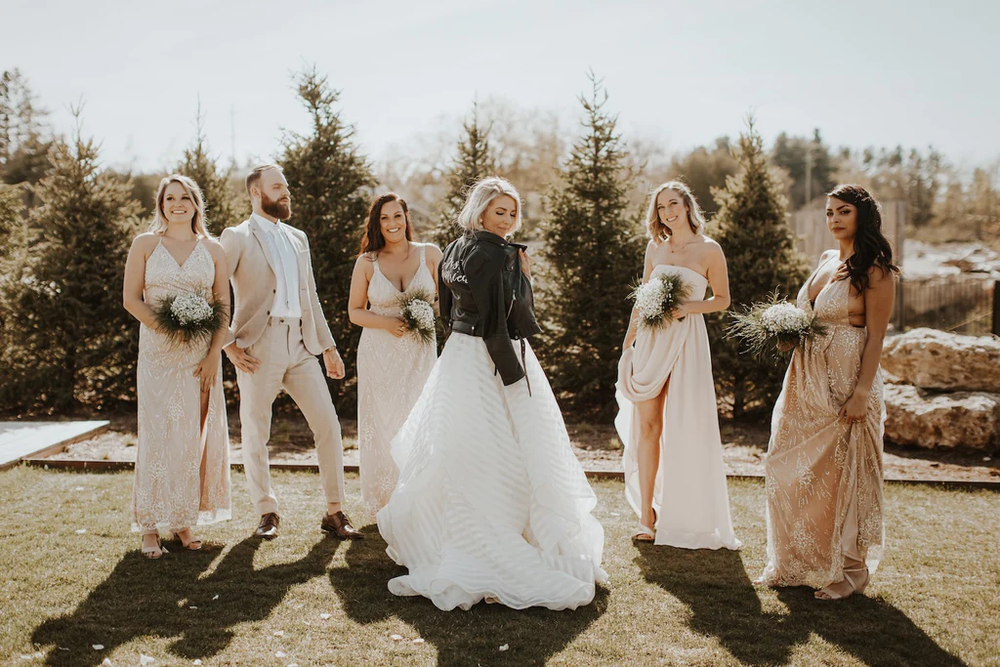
[249,218,278,277]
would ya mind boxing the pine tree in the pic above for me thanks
[708,116,810,418]
[428,101,495,246]
[279,66,375,411]
[176,104,240,233]
[0,69,53,194]
[0,113,142,413]
[538,72,645,417]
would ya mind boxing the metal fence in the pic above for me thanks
[895,276,997,336]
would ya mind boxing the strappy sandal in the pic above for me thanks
[171,528,203,551]
[141,533,168,560]
[632,508,657,543]
[815,564,869,600]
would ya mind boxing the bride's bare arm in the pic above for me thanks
[674,241,731,316]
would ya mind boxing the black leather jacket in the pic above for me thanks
[439,231,541,386]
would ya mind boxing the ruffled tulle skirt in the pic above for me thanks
[376,333,607,611]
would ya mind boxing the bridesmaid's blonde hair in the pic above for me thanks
[149,174,210,237]
[456,176,523,236]
[645,180,706,241]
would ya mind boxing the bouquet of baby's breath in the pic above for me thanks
[398,288,436,344]
[152,292,227,347]
[727,291,826,356]
[629,272,693,330]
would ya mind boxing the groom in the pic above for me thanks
[220,164,361,541]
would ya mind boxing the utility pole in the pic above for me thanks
[805,143,813,204]
[230,104,237,169]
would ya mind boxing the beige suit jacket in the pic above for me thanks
[220,217,336,355]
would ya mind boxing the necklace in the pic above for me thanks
[667,235,699,253]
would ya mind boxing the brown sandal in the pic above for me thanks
[171,528,203,551]
[141,533,168,559]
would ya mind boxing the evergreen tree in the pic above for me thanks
[176,105,240,233]
[0,183,28,379]
[279,65,375,411]
[708,116,810,418]
[0,69,53,195]
[428,101,495,246]
[0,114,142,413]
[538,72,644,417]
[667,136,739,215]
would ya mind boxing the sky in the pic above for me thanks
[2,0,997,173]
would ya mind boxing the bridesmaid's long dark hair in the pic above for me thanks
[359,192,413,257]
[829,184,900,294]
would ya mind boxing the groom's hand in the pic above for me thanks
[224,342,260,374]
[323,347,345,380]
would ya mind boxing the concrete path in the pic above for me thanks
[0,421,109,470]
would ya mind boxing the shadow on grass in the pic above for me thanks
[636,545,965,666]
[32,536,341,666]
[328,525,608,667]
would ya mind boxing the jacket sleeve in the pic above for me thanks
[438,254,453,334]
[467,250,524,386]
[302,234,336,351]
[218,227,242,347]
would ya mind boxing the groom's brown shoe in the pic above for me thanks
[321,511,363,540]
[254,512,280,539]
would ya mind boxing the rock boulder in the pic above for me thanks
[881,328,1000,392]
[883,384,1000,450]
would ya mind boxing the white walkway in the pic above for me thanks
[0,421,109,469]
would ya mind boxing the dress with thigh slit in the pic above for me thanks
[132,239,231,532]
[615,264,741,550]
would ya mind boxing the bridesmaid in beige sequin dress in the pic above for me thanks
[123,175,232,559]
[349,193,440,519]
[758,184,898,600]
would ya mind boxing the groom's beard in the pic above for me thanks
[261,192,292,220]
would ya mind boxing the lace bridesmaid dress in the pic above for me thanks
[759,260,886,588]
[133,238,231,532]
[356,244,437,519]
[615,264,741,550]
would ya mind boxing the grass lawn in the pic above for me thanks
[1,467,997,666]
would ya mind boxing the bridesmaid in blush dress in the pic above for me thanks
[757,184,897,600]
[122,175,232,559]
[616,181,740,550]
[349,193,440,519]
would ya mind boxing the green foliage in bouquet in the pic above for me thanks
[152,293,227,348]
[727,291,826,358]
[397,288,436,344]
[629,272,693,330]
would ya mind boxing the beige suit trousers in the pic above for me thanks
[237,317,345,515]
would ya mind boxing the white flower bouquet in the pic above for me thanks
[152,292,226,347]
[727,292,826,356]
[398,288,436,344]
[629,273,693,330]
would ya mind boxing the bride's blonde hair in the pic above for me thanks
[148,174,210,237]
[456,176,523,236]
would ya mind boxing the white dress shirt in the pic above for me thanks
[251,213,302,318]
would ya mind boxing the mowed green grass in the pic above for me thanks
[1,467,997,666]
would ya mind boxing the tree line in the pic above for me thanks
[1,65,997,419]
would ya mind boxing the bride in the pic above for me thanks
[616,181,741,550]
[377,176,607,611]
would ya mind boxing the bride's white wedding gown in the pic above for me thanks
[377,333,608,611]
[615,264,741,550]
